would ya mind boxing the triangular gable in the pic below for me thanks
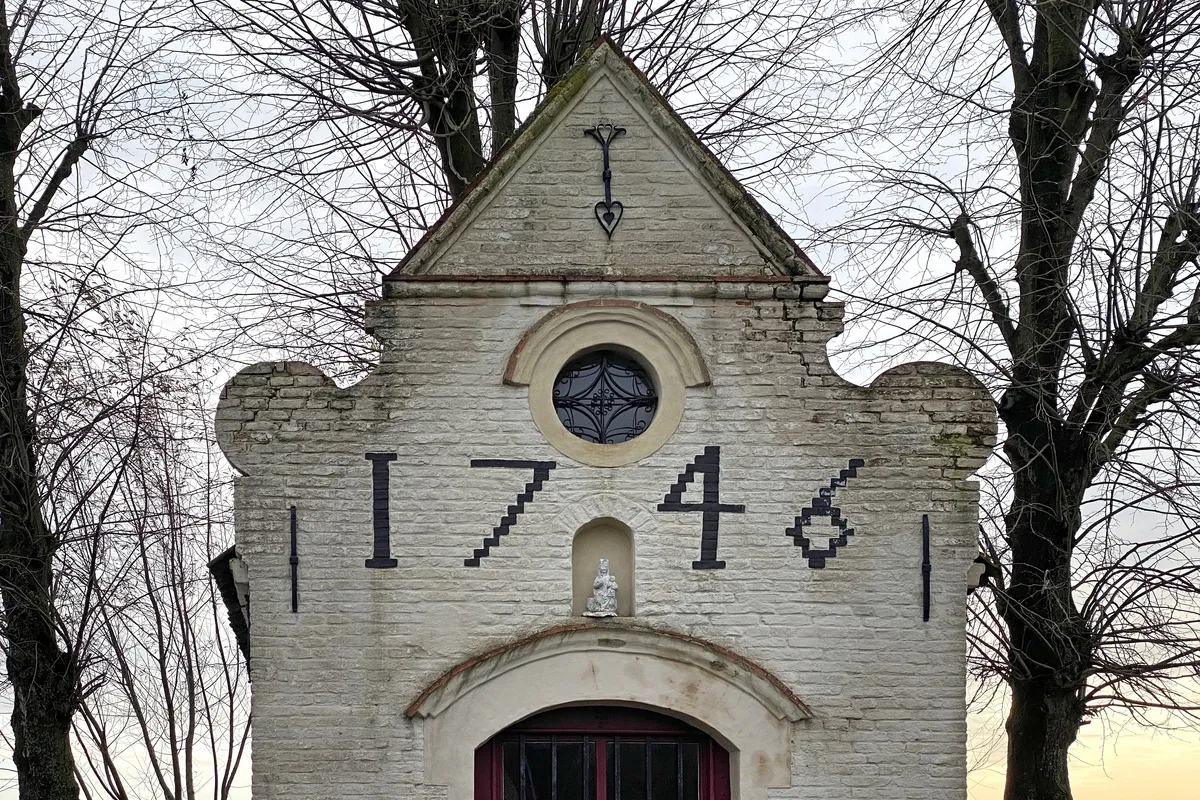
[389,38,821,280]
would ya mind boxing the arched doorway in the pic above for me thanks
[410,625,808,800]
[474,706,730,800]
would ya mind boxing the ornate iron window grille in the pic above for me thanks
[553,351,658,444]
[495,735,705,800]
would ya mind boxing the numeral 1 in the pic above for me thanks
[365,452,399,568]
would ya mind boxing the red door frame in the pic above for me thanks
[474,707,731,800]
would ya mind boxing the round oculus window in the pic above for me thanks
[552,350,658,444]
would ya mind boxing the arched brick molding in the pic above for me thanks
[504,300,710,466]
[504,300,711,388]
[555,492,656,538]
[407,624,809,800]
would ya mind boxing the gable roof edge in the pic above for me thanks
[598,41,821,278]
[388,37,821,280]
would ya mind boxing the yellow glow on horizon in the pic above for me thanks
[969,710,1200,799]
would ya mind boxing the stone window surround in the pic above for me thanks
[406,623,810,800]
[504,300,710,467]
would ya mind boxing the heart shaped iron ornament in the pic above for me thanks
[584,122,627,238]
[594,200,623,238]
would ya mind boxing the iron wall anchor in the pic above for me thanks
[289,505,299,612]
[585,123,626,237]
[922,514,932,621]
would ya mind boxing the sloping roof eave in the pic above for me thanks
[386,36,821,281]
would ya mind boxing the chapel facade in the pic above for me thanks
[213,39,996,800]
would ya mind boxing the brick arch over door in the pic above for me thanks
[406,624,810,800]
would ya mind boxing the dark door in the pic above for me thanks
[474,707,731,800]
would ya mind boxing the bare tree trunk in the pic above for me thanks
[1001,485,1085,800]
[402,0,487,196]
[485,0,521,154]
[0,11,81,799]
[1004,681,1083,800]
[536,0,609,90]
[998,410,1091,800]
[0,196,81,800]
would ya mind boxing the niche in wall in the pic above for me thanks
[572,518,635,617]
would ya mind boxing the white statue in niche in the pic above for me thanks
[584,559,619,617]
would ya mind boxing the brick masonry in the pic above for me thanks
[214,40,997,800]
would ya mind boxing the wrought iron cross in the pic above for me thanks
[584,123,626,237]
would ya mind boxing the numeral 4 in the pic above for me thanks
[658,447,744,569]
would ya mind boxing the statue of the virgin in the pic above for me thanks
[584,559,618,617]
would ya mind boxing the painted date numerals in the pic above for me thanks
[365,452,399,568]
[657,447,744,570]
[361,450,867,570]
[784,459,865,569]
[463,460,556,566]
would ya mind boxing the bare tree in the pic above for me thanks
[67,399,250,800]
[192,0,833,375]
[5,281,250,799]
[2,280,244,800]
[809,0,1200,797]
[0,0,218,797]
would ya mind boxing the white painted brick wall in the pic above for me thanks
[216,285,995,800]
